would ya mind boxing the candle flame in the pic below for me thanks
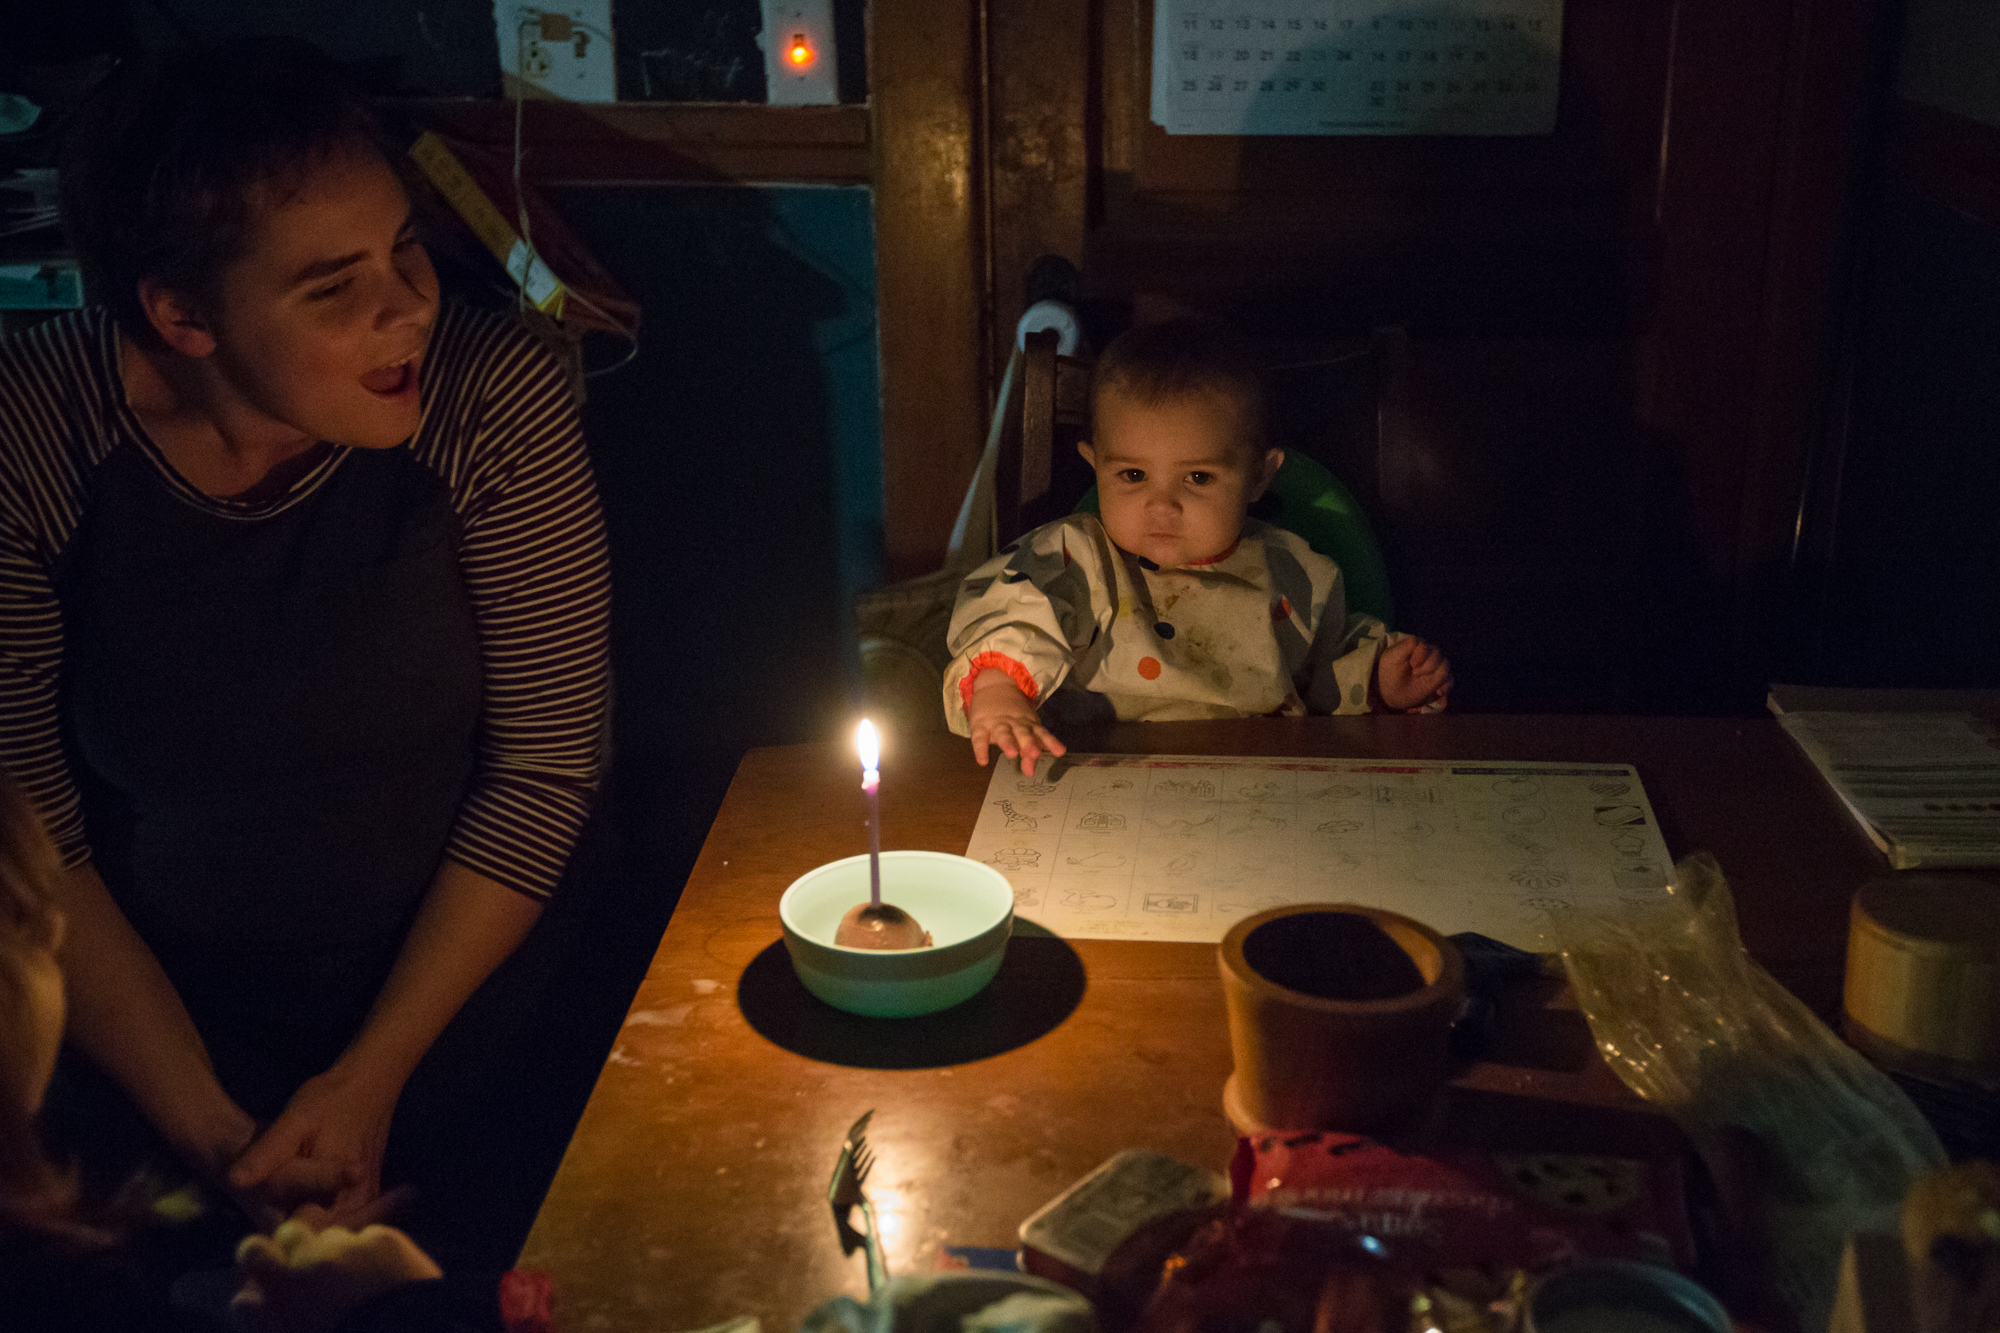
[855,718,880,774]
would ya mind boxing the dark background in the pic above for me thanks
[3,0,1998,1272]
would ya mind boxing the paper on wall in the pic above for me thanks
[1150,0,1563,136]
[495,3,617,103]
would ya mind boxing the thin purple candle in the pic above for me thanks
[857,720,882,907]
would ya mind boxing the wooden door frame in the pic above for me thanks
[870,0,1096,580]
[870,0,991,580]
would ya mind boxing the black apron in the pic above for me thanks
[56,442,482,1117]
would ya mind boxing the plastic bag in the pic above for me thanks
[1551,853,1946,1332]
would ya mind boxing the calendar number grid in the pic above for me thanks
[1151,1,1564,136]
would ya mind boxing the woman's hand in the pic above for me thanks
[50,863,285,1221]
[231,862,543,1224]
[1375,636,1453,713]
[233,1218,441,1333]
[166,1096,294,1232]
[967,669,1067,777]
[229,1058,406,1225]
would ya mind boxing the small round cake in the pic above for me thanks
[835,901,932,950]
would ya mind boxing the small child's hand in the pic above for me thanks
[233,1218,441,1333]
[967,669,1068,777]
[1376,636,1453,713]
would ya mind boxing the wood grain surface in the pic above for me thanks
[868,0,992,580]
[518,715,1898,1330]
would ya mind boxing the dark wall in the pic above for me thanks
[1794,190,2000,686]
[114,0,868,100]
[556,184,881,877]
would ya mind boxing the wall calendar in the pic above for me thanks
[1150,0,1564,136]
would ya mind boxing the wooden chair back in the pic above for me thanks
[994,328,1094,548]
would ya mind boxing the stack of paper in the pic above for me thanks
[1770,689,2000,869]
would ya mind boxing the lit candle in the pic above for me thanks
[856,719,882,908]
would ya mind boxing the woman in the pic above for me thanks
[0,37,610,1231]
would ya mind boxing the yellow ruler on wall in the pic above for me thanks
[408,131,568,318]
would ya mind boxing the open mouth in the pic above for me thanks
[361,358,418,398]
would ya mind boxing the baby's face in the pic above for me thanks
[1082,386,1282,569]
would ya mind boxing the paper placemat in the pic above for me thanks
[965,753,1673,947]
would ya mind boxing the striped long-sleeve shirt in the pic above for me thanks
[0,302,610,900]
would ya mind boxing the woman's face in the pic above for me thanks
[203,148,439,449]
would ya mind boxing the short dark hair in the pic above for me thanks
[60,37,389,349]
[1091,317,1268,449]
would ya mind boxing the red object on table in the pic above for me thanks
[497,1269,554,1333]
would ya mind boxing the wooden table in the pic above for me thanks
[519,716,1889,1331]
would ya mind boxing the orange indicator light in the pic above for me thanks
[788,33,815,67]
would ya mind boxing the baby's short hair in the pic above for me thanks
[1092,317,1268,449]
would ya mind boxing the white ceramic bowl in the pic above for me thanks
[779,851,1014,1017]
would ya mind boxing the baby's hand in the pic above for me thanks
[967,669,1067,777]
[233,1219,441,1333]
[1376,636,1453,713]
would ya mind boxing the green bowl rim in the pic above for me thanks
[780,850,1014,982]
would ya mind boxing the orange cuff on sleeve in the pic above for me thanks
[960,651,1041,715]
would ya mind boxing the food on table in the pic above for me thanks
[835,901,932,950]
[1121,1133,1706,1333]
[1241,1132,1695,1273]
[1130,1208,1415,1333]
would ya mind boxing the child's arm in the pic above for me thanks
[943,518,1110,756]
[1375,635,1453,712]
[966,669,1068,777]
[1273,534,1451,714]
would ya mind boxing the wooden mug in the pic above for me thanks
[1219,903,1465,1134]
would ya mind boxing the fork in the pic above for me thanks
[827,1109,889,1295]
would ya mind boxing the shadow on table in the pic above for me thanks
[737,923,1087,1068]
[1474,974,1600,1074]
[1433,1084,1688,1157]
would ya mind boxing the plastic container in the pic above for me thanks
[779,851,1014,1017]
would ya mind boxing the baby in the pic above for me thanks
[944,318,1451,774]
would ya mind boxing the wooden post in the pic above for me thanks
[870,0,990,579]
